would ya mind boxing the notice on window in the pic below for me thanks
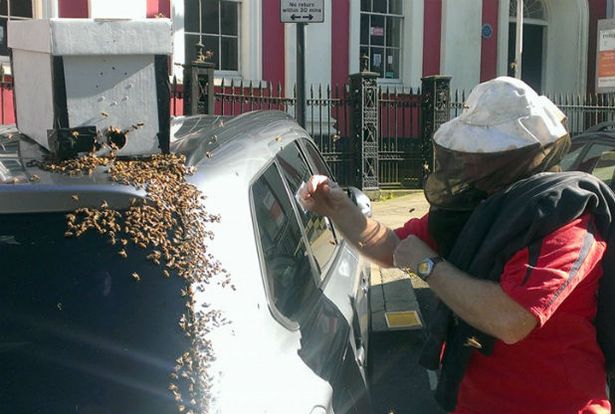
[597,20,615,92]
[370,27,384,37]
[373,53,382,68]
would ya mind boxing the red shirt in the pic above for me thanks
[395,213,610,414]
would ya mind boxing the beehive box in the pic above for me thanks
[8,18,172,157]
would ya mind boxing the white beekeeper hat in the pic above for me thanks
[424,76,571,210]
[434,76,568,152]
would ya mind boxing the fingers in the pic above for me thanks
[393,235,436,271]
[306,174,331,194]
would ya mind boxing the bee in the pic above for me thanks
[464,336,482,349]
[136,121,145,127]
[120,239,128,246]
[57,302,63,311]
[205,151,212,159]
[101,112,109,117]
[118,249,128,258]
[71,130,80,138]
[163,269,170,278]
[131,272,141,282]
[71,194,79,201]
[100,200,109,209]
[275,136,282,142]
[29,174,40,182]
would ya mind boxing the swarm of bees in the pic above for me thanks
[40,147,230,414]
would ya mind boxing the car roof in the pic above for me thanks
[0,110,307,214]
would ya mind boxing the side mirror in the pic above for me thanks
[347,186,372,218]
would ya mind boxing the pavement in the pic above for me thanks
[368,191,431,333]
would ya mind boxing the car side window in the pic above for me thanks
[559,142,585,171]
[576,144,615,173]
[302,139,334,178]
[277,143,337,273]
[592,150,615,187]
[252,164,319,322]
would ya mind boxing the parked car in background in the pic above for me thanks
[560,122,615,189]
[0,111,372,414]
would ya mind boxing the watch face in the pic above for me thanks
[417,259,432,276]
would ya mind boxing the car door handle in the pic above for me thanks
[361,277,369,293]
[356,343,366,367]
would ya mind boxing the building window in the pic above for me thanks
[509,0,546,20]
[360,0,402,79]
[184,0,240,71]
[0,0,33,56]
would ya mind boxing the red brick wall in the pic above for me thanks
[480,0,499,81]
[423,0,442,76]
[58,0,89,18]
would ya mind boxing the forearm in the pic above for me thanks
[329,198,399,268]
[427,261,536,344]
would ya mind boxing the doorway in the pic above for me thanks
[508,22,544,93]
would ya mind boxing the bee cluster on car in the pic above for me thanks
[30,141,230,413]
[2,17,234,413]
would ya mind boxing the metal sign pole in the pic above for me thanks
[296,22,306,128]
[280,0,324,129]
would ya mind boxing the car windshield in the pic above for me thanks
[0,212,191,414]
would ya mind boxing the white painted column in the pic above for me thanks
[171,0,185,81]
[88,0,146,19]
[348,1,361,75]
[34,0,58,18]
[496,0,510,77]
[440,0,482,92]
[543,0,588,94]
[240,0,262,82]
[403,0,424,88]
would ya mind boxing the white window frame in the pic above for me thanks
[350,0,423,88]
[359,0,404,82]
[173,0,262,84]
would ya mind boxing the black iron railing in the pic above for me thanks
[450,89,615,137]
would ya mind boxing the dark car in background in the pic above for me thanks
[561,122,615,189]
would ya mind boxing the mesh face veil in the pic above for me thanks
[424,76,571,210]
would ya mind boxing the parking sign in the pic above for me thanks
[280,0,325,24]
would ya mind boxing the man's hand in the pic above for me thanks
[394,237,537,344]
[298,175,351,219]
[393,235,437,273]
[298,174,400,268]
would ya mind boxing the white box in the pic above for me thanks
[8,18,173,157]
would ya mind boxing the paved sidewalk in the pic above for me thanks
[369,191,431,332]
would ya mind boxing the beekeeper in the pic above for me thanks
[299,76,615,414]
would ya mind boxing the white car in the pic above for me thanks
[0,111,372,414]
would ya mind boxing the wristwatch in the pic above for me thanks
[416,256,444,281]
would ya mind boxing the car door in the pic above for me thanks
[298,138,371,371]
[251,157,370,413]
[274,140,370,411]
